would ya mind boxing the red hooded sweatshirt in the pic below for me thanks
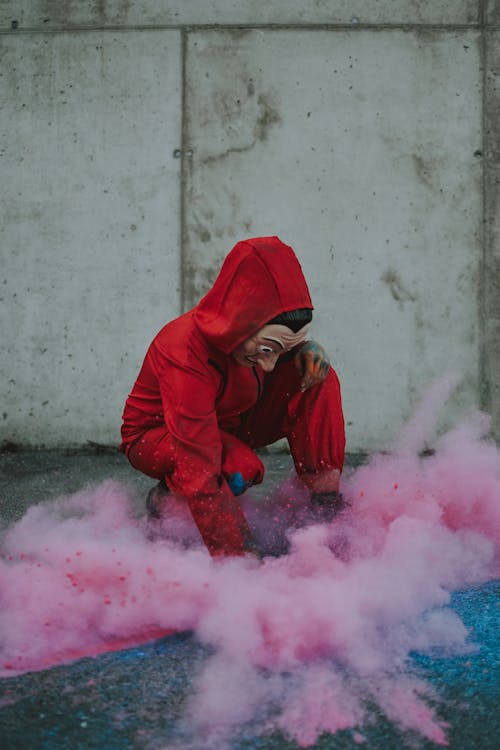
[121,237,313,556]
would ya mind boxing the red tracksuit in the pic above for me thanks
[120,236,345,556]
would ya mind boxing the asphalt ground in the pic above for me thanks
[0,449,498,750]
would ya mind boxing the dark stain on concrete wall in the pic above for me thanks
[254,93,281,142]
[412,153,438,192]
[381,268,417,308]
[199,89,282,166]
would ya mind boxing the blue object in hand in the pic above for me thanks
[227,471,250,496]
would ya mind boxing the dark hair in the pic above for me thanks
[267,308,313,333]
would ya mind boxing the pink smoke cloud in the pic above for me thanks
[1,377,498,747]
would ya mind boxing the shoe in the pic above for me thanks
[146,480,169,520]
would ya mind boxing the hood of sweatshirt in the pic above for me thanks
[194,236,313,354]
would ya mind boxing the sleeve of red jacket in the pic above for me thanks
[154,348,253,557]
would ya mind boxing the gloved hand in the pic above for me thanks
[294,340,330,392]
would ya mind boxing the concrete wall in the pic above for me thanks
[0,2,498,452]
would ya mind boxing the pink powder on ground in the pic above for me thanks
[1,377,498,747]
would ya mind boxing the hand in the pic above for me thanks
[294,340,330,391]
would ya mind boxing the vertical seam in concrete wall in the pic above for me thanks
[180,27,188,315]
[479,2,489,412]
[478,0,484,25]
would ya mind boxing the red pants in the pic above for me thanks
[126,359,345,493]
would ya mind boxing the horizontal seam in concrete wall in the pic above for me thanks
[0,23,492,36]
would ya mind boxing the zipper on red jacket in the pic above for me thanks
[252,367,262,400]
